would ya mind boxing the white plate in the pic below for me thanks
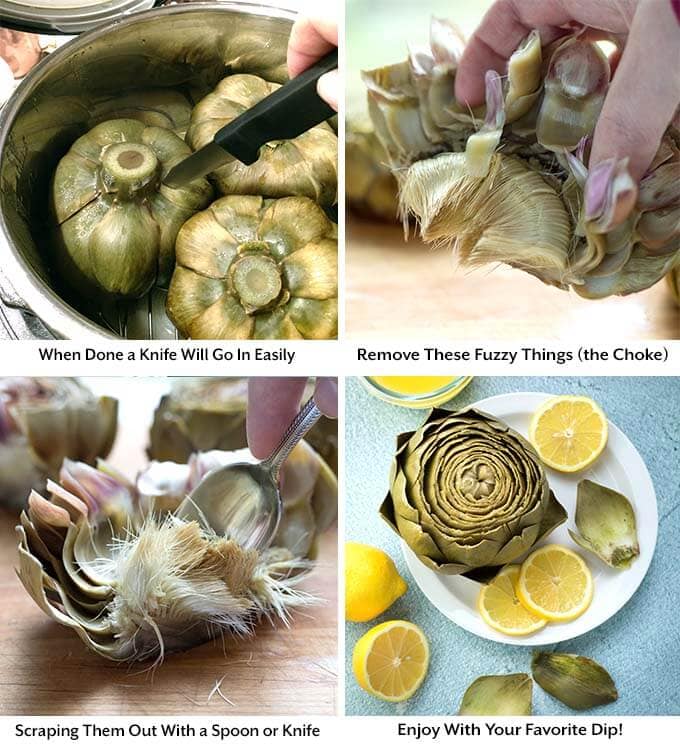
[400,392,658,646]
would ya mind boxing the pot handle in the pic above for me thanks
[0,269,30,311]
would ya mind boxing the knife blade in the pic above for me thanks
[163,48,338,188]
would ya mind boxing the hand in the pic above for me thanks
[247,377,338,459]
[287,13,338,110]
[455,0,680,229]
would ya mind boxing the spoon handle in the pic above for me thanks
[263,397,322,477]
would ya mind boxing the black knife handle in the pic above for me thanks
[213,49,338,165]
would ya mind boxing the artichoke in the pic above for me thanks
[88,89,194,136]
[148,378,338,472]
[668,266,680,304]
[380,407,566,575]
[362,20,680,297]
[346,117,399,221]
[51,118,212,299]
[16,442,337,662]
[167,196,338,339]
[532,652,618,710]
[458,674,533,716]
[0,378,117,509]
[187,74,337,205]
[148,378,249,462]
[569,480,639,569]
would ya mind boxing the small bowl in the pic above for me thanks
[360,376,473,409]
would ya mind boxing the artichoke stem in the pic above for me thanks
[101,143,160,198]
[230,251,282,314]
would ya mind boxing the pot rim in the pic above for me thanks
[0,1,296,340]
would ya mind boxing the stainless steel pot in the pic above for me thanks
[0,2,295,338]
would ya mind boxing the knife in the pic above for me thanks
[163,48,338,188]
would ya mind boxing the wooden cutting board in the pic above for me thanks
[346,218,680,340]
[0,509,337,715]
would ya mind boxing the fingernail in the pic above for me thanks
[317,71,338,111]
[585,157,637,232]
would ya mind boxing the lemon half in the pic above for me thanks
[529,395,608,473]
[352,620,429,702]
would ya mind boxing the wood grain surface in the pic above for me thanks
[0,378,337,716]
[346,218,680,340]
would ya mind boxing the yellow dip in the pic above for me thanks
[369,376,456,395]
[363,376,472,408]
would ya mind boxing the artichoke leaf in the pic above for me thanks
[458,674,533,715]
[89,203,159,298]
[568,479,639,568]
[532,652,618,710]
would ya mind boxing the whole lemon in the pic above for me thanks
[345,541,407,621]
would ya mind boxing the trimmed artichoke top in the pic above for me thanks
[381,407,566,575]
[167,195,338,339]
[187,74,338,205]
[51,118,212,299]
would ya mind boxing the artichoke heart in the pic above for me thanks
[380,407,566,575]
[0,377,117,509]
[187,74,337,204]
[363,19,680,297]
[16,442,337,662]
[458,674,533,716]
[51,118,212,299]
[532,652,618,710]
[568,479,640,569]
[167,195,338,340]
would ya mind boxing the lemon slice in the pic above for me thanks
[517,545,593,622]
[352,620,429,702]
[529,395,608,472]
[478,564,548,636]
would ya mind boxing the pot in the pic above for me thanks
[0,2,295,339]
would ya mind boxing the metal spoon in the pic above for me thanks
[175,397,322,550]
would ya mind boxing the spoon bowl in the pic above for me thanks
[175,397,322,550]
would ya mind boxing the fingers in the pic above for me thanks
[247,377,338,459]
[314,377,338,418]
[455,0,634,106]
[317,69,339,111]
[247,377,307,459]
[287,14,338,79]
[589,0,680,183]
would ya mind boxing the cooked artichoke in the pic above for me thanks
[668,266,680,304]
[88,89,194,136]
[0,378,117,509]
[148,378,338,472]
[458,674,533,715]
[362,20,680,297]
[380,407,566,575]
[51,118,212,298]
[187,74,337,204]
[167,195,338,339]
[346,118,399,221]
[569,480,640,569]
[16,443,337,662]
[148,378,249,462]
[532,652,618,710]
